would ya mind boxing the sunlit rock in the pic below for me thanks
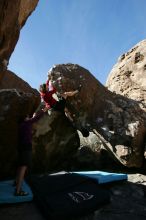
[0,0,39,71]
[48,63,146,168]
[106,39,146,113]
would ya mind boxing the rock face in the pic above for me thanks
[0,0,82,178]
[0,89,40,178]
[0,70,40,95]
[106,39,146,113]
[48,64,146,168]
[0,70,40,179]
[0,0,145,175]
[0,0,39,71]
[0,0,41,178]
[0,70,39,96]
[32,111,80,173]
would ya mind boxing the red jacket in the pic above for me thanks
[40,86,57,109]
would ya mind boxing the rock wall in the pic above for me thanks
[106,39,146,113]
[48,63,146,168]
[0,0,40,178]
[0,89,40,178]
[32,111,80,173]
[0,0,146,176]
[0,70,39,96]
[0,0,39,71]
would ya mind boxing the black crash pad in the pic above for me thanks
[28,172,110,219]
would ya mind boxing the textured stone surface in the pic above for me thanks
[48,64,146,167]
[106,39,146,113]
[0,70,40,96]
[32,111,80,173]
[0,0,40,178]
[0,0,39,71]
[0,89,40,178]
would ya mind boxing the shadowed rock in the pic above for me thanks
[0,70,40,178]
[0,89,40,178]
[48,63,146,168]
[32,111,80,173]
[0,0,145,173]
[0,0,82,178]
[0,0,41,178]
[0,70,40,97]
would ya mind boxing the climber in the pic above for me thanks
[39,82,89,137]
[46,74,54,91]
[39,83,79,122]
[14,110,45,196]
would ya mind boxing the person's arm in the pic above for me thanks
[49,85,57,95]
[44,103,51,110]
[46,79,49,90]
[46,74,54,91]
[61,90,79,99]
[42,106,50,112]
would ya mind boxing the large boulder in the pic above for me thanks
[32,111,115,174]
[32,111,80,173]
[0,70,40,96]
[48,63,146,168]
[0,0,82,178]
[106,39,146,113]
[0,89,40,178]
[0,0,39,71]
[0,0,41,178]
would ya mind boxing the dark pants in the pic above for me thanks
[52,98,66,112]
[17,144,32,167]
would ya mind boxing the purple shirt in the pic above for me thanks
[18,111,44,150]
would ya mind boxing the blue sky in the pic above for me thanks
[9,0,146,89]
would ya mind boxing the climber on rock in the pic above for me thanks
[39,82,89,137]
[46,73,54,91]
[39,82,79,122]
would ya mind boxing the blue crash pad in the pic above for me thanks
[71,171,127,184]
[0,180,33,204]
